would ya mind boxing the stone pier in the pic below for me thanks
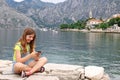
[0,60,110,80]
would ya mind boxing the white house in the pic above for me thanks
[86,18,103,28]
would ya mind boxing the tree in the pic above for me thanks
[60,20,86,29]
[60,24,69,29]
[108,17,120,26]
[99,23,109,30]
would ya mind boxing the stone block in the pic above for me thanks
[85,66,104,80]
[44,63,83,71]
[0,74,22,80]
[27,75,59,80]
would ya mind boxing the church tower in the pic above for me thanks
[89,9,93,18]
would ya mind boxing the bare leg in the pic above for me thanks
[14,62,32,74]
[28,60,37,68]
[28,57,47,74]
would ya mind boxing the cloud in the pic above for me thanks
[41,0,66,4]
[13,0,24,2]
[13,0,66,3]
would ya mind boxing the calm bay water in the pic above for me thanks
[0,29,120,79]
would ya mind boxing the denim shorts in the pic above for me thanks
[12,52,34,72]
[12,59,33,73]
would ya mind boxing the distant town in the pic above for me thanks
[60,13,120,33]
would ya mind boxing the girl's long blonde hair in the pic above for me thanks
[19,27,36,53]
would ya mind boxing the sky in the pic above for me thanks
[14,0,66,3]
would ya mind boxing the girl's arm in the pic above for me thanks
[15,50,32,63]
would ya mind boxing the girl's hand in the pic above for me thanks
[36,51,41,56]
[31,51,40,61]
[35,51,41,61]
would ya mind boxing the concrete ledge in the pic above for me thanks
[0,60,110,80]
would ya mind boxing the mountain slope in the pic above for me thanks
[6,0,54,13]
[5,0,120,28]
[0,0,37,28]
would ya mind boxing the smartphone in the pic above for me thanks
[37,51,42,54]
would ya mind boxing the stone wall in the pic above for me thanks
[0,60,110,80]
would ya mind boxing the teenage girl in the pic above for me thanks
[12,27,47,77]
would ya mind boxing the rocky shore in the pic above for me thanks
[0,60,110,80]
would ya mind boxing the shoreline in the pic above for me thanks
[60,29,120,34]
[1,28,120,34]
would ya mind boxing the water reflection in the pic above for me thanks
[0,29,22,60]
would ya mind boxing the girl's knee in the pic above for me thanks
[14,62,29,69]
[14,62,31,72]
[14,62,23,68]
[14,62,23,73]
[40,57,48,63]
